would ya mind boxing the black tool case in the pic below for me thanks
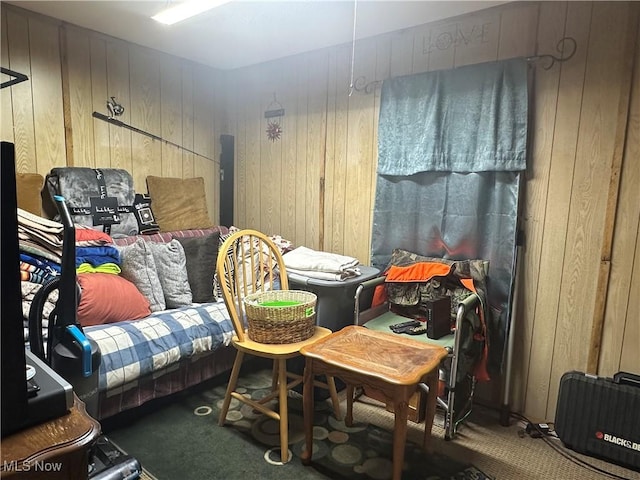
[89,436,141,480]
[554,371,640,470]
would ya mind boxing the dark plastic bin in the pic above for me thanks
[287,265,380,332]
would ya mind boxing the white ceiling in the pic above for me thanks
[5,1,507,70]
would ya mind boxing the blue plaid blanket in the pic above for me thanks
[85,302,234,391]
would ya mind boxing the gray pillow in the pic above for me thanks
[116,239,165,312]
[147,240,192,308]
[173,232,219,303]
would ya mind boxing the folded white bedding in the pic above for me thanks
[287,266,361,281]
[283,246,360,274]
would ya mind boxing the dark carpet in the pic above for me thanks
[104,369,492,480]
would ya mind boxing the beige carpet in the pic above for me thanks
[350,395,639,480]
[139,469,159,480]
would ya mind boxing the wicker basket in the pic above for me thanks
[243,290,317,344]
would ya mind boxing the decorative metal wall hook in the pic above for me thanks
[264,92,284,119]
[527,36,577,70]
[264,92,284,142]
[351,76,384,95]
[106,96,125,118]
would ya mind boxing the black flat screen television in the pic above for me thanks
[1,140,30,437]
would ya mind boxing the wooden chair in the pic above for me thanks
[216,229,341,463]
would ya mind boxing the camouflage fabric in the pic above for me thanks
[382,249,491,384]
[385,248,490,321]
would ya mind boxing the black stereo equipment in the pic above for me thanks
[555,371,640,470]
[425,296,451,339]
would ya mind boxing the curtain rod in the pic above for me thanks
[351,36,578,95]
[92,112,216,163]
[526,37,577,70]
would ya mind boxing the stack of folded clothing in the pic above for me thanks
[17,208,63,284]
[17,209,64,342]
[75,226,120,274]
[282,246,361,281]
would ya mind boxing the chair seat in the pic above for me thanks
[232,326,333,357]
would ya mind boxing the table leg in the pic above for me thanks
[301,358,314,466]
[345,384,354,427]
[422,371,438,453]
[278,359,289,463]
[392,399,409,480]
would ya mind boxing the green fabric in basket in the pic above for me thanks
[260,300,302,307]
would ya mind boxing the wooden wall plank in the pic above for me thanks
[510,2,568,419]
[588,3,639,373]
[390,29,414,76]
[277,57,298,241]
[160,54,183,178]
[244,66,263,229]
[211,69,225,225]
[619,232,640,373]
[233,71,247,227]
[272,59,298,239]
[599,13,640,375]
[294,56,309,241]
[65,26,95,168]
[6,9,36,173]
[181,63,195,179]
[259,62,283,237]
[322,49,337,252]
[305,49,329,250]
[344,39,376,262]
[89,37,110,167]
[192,64,216,224]
[129,45,161,191]
[497,3,538,60]
[327,44,351,255]
[28,15,65,174]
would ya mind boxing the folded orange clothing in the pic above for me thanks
[385,263,452,282]
[75,225,114,244]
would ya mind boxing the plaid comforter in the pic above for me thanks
[84,302,234,392]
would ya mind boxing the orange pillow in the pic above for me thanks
[77,273,151,327]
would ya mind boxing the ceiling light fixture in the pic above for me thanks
[152,0,232,26]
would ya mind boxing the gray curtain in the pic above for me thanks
[373,58,528,374]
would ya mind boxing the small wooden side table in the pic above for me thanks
[300,325,448,480]
[1,396,101,480]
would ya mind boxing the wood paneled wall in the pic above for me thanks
[1,5,223,223]
[2,1,638,421]
[225,1,639,421]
